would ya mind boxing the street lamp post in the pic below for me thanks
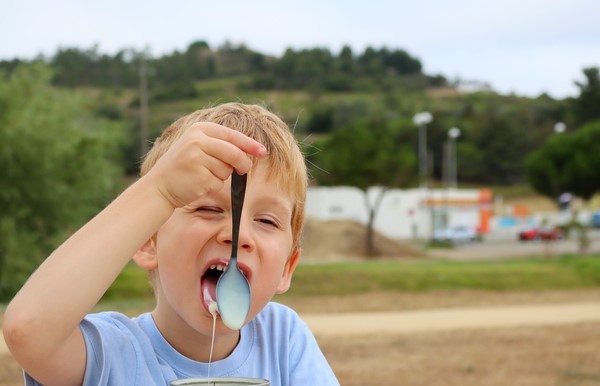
[448,127,461,189]
[413,112,433,188]
[554,121,566,134]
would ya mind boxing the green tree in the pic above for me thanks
[337,45,355,74]
[305,106,334,134]
[526,121,600,202]
[563,121,600,201]
[469,105,533,184]
[383,48,422,75]
[357,47,384,77]
[525,135,572,200]
[572,67,600,126]
[309,118,417,256]
[0,64,124,300]
[51,46,97,87]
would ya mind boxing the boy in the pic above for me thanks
[4,102,340,385]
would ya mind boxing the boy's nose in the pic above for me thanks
[218,218,254,253]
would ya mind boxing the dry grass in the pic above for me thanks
[320,323,600,386]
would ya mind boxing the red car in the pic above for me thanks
[518,227,563,241]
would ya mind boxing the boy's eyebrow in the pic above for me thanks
[255,194,293,214]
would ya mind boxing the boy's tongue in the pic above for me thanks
[201,278,217,309]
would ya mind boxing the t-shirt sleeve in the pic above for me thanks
[79,312,168,385]
[82,313,144,385]
[21,313,144,386]
[260,303,339,386]
[287,316,340,386]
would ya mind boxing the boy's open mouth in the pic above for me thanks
[200,263,250,309]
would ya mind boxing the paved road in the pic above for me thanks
[3,302,600,355]
[428,231,600,260]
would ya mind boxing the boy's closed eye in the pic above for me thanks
[196,208,280,228]
[195,206,224,217]
[255,216,280,228]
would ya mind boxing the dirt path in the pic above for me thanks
[302,302,600,336]
[3,301,600,355]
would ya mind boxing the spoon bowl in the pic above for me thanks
[216,172,251,330]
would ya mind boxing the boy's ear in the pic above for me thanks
[133,237,158,271]
[275,248,301,294]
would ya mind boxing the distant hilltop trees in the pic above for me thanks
[0,41,439,93]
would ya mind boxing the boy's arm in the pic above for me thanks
[2,123,266,386]
[5,179,174,385]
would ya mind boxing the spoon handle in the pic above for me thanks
[231,172,248,255]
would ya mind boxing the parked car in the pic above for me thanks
[518,227,563,241]
[539,227,564,241]
[432,225,479,244]
[518,227,540,241]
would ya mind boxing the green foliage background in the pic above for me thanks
[526,121,600,201]
[0,64,124,299]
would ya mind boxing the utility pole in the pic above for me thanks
[413,111,433,242]
[413,112,433,188]
[448,127,461,189]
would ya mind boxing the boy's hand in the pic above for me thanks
[147,122,267,208]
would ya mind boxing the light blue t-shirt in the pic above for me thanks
[25,302,339,386]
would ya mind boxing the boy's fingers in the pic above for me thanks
[193,134,252,175]
[197,122,267,158]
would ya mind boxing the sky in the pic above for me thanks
[2,0,599,99]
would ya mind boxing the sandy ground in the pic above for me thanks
[319,322,600,386]
[293,292,600,386]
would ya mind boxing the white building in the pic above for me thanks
[306,186,492,240]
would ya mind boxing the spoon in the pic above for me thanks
[216,171,251,330]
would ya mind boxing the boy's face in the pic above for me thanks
[141,162,300,342]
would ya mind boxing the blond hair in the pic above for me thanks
[140,102,307,251]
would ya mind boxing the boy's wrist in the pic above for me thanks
[128,176,178,217]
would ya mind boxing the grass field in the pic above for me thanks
[102,254,600,302]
